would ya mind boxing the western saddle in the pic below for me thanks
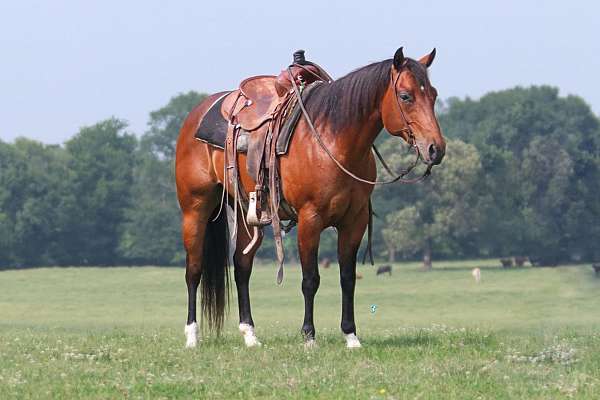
[220,50,331,283]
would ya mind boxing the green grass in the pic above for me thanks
[1,260,600,399]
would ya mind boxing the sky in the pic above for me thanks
[0,0,597,144]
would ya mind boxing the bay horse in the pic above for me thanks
[175,47,446,348]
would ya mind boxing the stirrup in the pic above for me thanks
[246,192,261,225]
[246,191,272,226]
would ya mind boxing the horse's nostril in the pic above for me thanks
[428,144,437,159]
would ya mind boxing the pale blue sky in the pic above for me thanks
[0,0,597,144]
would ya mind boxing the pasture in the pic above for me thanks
[1,261,600,399]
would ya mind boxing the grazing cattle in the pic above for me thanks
[472,268,481,283]
[514,256,528,267]
[593,264,600,276]
[500,258,513,268]
[320,258,331,269]
[376,265,392,276]
[529,255,559,267]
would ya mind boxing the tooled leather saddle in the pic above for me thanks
[195,50,331,283]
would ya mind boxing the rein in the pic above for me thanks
[287,65,432,186]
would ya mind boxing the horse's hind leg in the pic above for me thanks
[182,206,209,347]
[233,212,263,347]
[182,192,221,348]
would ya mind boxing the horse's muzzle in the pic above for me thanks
[427,143,445,165]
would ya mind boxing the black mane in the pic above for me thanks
[305,58,429,132]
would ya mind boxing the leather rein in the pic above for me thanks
[288,64,432,186]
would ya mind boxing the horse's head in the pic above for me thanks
[381,47,446,165]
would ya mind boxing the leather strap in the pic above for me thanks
[287,67,432,186]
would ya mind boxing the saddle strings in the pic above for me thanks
[213,92,252,242]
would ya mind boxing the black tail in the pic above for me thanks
[200,209,230,333]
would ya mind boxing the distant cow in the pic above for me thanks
[376,265,392,276]
[529,255,559,267]
[514,256,528,267]
[593,263,600,276]
[472,268,481,283]
[320,258,331,269]
[500,258,513,268]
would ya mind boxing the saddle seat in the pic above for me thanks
[235,75,282,131]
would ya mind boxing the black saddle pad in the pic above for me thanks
[194,84,319,155]
[195,92,230,150]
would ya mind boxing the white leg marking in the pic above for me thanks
[239,323,261,347]
[304,338,317,349]
[345,333,362,349]
[184,322,198,348]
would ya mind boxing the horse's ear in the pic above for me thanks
[418,48,436,68]
[393,47,405,71]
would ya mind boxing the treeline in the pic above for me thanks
[0,92,205,267]
[0,86,598,268]
[374,86,600,267]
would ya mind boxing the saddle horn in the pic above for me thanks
[293,49,307,65]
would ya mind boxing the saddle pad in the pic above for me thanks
[195,83,320,155]
[195,92,230,150]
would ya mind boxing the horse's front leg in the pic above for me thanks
[297,211,323,347]
[337,207,369,348]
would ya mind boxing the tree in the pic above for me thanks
[142,91,207,160]
[0,139,71,267]
[118,151,184,265]
[439,86,600,263]
[119,92,207,265]
[63,118,136,265]
[380,139,482,269]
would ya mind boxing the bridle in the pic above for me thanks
[289,64,432,186]
[390,70,417,146]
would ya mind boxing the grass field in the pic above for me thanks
[1,260,600,399]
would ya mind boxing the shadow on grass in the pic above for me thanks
[363,328,497,349]
[365,334,442,348]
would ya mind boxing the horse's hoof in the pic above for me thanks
[344,333,362,349]
[304,339,317,349]
[239,323,261,347]
[184,322,198,348]
[244,335,261,347]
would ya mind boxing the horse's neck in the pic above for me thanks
[332,110,383,163]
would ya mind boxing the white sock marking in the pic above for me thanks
[184,322,198,348]
[345,333,362,348]
[239,323,261,347]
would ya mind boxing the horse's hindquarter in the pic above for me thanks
[175,92,230,209]
[279,119,375,227]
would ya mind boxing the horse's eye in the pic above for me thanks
[398,92,412,103]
